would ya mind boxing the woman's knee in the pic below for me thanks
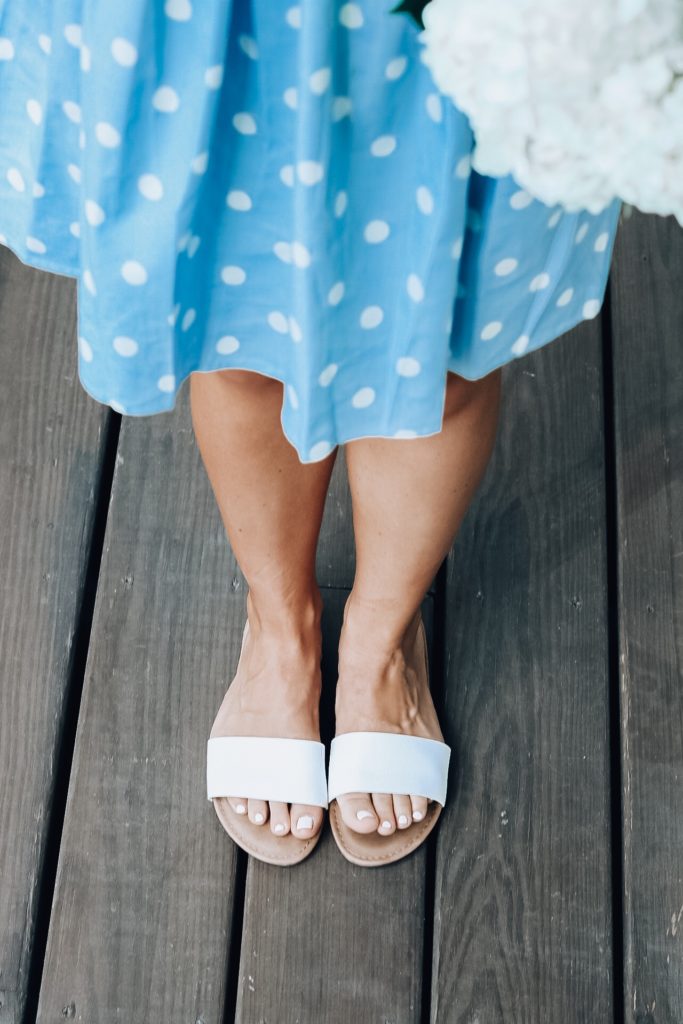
[193,367,282,394]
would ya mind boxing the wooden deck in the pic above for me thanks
[0,208,681,1024]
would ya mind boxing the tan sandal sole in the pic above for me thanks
[212,796,323,866]
[328,797,441,867]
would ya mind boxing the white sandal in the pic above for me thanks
[206,621,328,866]
[327,619,451,867]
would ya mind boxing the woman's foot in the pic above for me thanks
[334,598,444,836]
[209,591,325,841]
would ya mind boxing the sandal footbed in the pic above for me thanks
[212,796,322,866]
[328,797,442,867]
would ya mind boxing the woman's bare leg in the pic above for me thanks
[190,369,336,840]
[335,368,503,835]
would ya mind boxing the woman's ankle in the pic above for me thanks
[245,585,323,647]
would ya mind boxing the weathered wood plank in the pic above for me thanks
[609,210,683,1024]
[236,587,434,1024]
[36,392,246,1023]
[430,321,613,1021]
[0,248,109,1024]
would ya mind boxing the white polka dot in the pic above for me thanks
[291,241,311,268]
[80,45,91,72]
[360,306,383,329]
[556,287,574,307]
[69,222,80,238]
[331,96,352,120]
[280,164,295,187]
[152,86,180,112]
[548,210,562,228]
[283,87,298,109]
[157,374,176,392]
[26,99,43,125]
[111,37,138,66]
[352,387,376,409]
[594,231,609,252]
[63,24,82,48]
[510,189,533,210]
[95,122,121,147]
[238,35,258,60]
[364,220,390,243]
[370,134,396,157]
[318,363,338,386]
[287,384,299,409]
[385,56,408,80]
[165,0,192,20]
[394,429,418,439]
[221,265,246,285]
[454,154,471,179]
[67,164,81,184]
[425,93,442,122]
[167,304,180,326]
[78,336,93,362]
[309,67,331,94]
[494,257,518,277]
[327,281,344,306]
[583,299,602,319]
[62,100,81,123]
[297,160,324,185]
[181,308,196,331]
[451,237,463,259]
[226,189,252,211]
[416,186,434,214]
[575,222,589,244]
[529,273,551,292]
[33,182,45,198]
[109,400,127,414]
[204,65,223,89]
[191,151,208,174]
[339,3,363,27]
[0,38,15,60]
[286,6,302,28]
[138,174,164,200]
[309,440,333,460]
[7,168,25,192]
[26,237,46,254]
[85,199,106,226]
[121,260,147,285]
[83,269,96,295]
[406,274,424,302]
[511,335,530,355]
[268,311,289,334]
[38,35,52,55]
[334,191,348,217]
[216,335,240,354]
[187,235,200,258]
[288,316,303,342]
[273,241,292,263]
[481,321,503,341]
[396,356,421,377]
[113,335,139,357]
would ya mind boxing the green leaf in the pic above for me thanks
[390,0,429,29]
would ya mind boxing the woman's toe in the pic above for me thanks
[371,793,396,835]
[337,793,379,833]
[269,801,290,836]
[227,796,248,816]
[248,798,269,825]
[393,794,413,829]
[290,803,323,839]
[410,795,429,822]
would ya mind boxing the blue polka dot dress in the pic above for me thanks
[0,0,622,463]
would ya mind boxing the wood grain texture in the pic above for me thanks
[35,391,245,1023]
[430,321,613,1022]
[236,587,434,1024]
[609,211,683,1024]
[0,249,108,1024]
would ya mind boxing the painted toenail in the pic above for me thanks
[235,804,246,814]
[356,809,374,821]
[381,820,392,830]
[398,814,409,826]
[412,810,423,821]
[253,812,265,824]
[297,815,314,830]
[274,823,285,833]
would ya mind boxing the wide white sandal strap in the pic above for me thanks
[206,736,329,808]
[327,732,451,807]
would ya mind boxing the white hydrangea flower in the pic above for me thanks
[417,0,683,225]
